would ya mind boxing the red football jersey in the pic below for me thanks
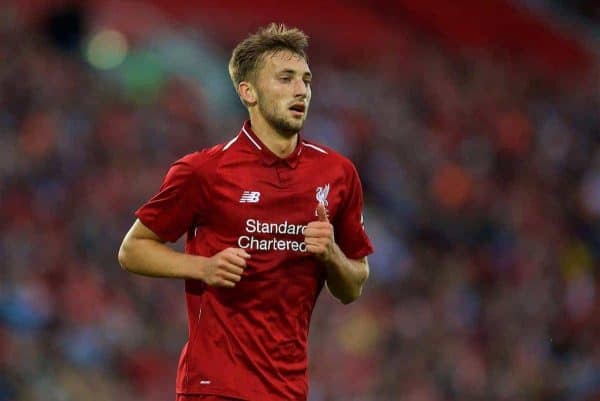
[136,121,374,400]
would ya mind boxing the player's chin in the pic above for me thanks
[287,117,305,131]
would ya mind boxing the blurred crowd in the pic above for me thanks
[1,3,600,401]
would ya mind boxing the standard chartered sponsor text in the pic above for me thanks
[238,219,308,252]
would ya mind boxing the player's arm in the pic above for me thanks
[324,254,369,305]
[304,204,369,304]
[118,219,250,287]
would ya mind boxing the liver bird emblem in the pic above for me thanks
[316,184,330,207]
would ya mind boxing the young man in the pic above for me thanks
[118,24,373,401]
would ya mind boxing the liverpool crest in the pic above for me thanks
[316,184,330,207]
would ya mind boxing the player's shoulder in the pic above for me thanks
[301,139,357,172]
[175,143,228,169]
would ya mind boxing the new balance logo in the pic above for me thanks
[240,191,261,203]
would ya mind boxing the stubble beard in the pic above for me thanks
[258,99,307,138]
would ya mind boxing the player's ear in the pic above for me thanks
[238,81,257,106]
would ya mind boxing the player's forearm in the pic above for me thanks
[118,237,204,280]
[323,245,369,304]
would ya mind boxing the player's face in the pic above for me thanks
[254,50,312,136]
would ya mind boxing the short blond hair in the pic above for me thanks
[228,23,309,92]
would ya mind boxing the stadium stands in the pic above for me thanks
[1,1,599,400]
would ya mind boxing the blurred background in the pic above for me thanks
[1,0,599,400]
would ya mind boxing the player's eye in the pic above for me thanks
[279,76,292,82]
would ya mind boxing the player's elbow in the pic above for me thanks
[340,283,366,304]
[331,283,364,305]
[339,292,361,305]
[327,281,361,305]
[117,237,135,272]
[341,265,369,304]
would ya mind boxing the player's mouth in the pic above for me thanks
[289,103,306,117]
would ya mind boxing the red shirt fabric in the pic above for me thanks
[135,121,374,400]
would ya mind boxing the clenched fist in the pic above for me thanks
[304,203,336,262]
[202,248,250,288]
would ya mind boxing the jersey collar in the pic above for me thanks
[240,120,303,169]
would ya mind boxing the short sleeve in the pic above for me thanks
[135,156,205,242]
[333,164,374,259]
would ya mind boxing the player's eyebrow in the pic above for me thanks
[279,69,312,78]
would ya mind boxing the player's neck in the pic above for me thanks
[249,114,298,159]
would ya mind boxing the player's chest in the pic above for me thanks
[205,164,344,232]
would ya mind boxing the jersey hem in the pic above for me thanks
[176,387,247,399]
[175,387,256,401]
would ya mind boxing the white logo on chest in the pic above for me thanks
[316,184,330,207]
[240,191,261,203]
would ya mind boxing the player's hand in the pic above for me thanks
[304,203,336,262]
[202,248,250,288]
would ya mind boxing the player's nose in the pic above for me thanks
[294,79,308,98]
